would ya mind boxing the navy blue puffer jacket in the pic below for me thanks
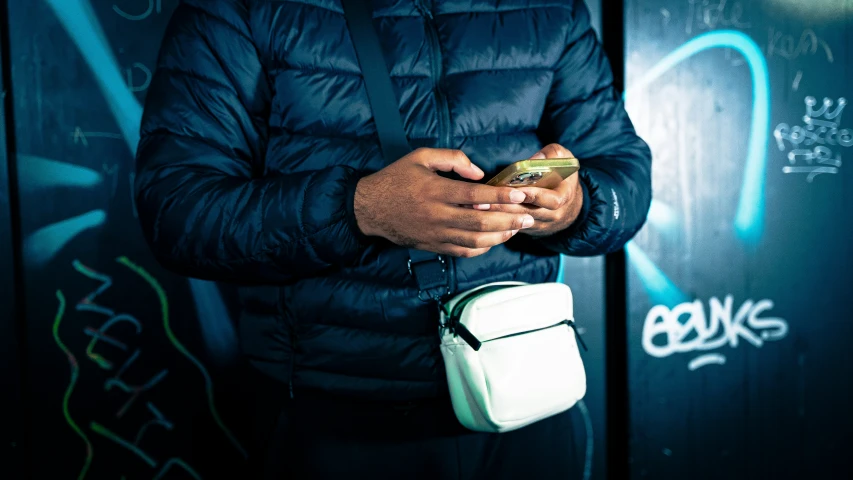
[135,0,652,401]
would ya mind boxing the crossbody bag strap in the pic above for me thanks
[341,0,453,303]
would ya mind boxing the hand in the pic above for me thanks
[478,143,583,238]
[354,148,536,257]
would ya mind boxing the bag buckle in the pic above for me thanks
[407,255,451,303]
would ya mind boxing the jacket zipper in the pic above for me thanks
[273,284,297,399]
[289,333,296,399]
[454,319,588,353]
[284,294,296,399]
[416,0,451,148]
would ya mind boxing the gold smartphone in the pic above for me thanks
[486,158,580,189]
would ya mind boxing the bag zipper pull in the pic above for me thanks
[454,322,483,351]
[439,302,449,328]
[567,320,588,352]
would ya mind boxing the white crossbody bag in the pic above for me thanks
[438,281,587,432]
[342,0,588,433]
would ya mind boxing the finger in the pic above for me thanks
[463,203,500,212]
[535,143,575,159]
[413,243,491,258]
[440,207,534,232]
[487,203,539,213]
[434,244,491,258]
[512,186,566,210]
[417,148,485,181]
[532,174,576,204]
[487,203,560,222]
[441,229,518,249]
[439,179,527,205]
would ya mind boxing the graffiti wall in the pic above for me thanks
[8,0,849,478]
[624,0,853,478]
[2,0,609,478]
[7,0,249,478]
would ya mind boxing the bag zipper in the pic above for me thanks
[441,284,525,321]
[453,319,588,353]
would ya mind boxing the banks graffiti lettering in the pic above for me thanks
[642,295,789,370]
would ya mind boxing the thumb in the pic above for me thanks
[535,143,574,159]
[422,149,484,180]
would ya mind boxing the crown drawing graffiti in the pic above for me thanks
[804,96,846,123]
[774,96,853,154]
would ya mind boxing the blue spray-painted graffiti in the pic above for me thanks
[625,242,690,309]
[35,0,238,362]
[625,30,771,247]
[24,210,107,269]
[621,30,792,371]
[561,30,770,307]
[17,155,104,193]
[44,0,140,152]
[619,29,771,308]
[187,279,238,367]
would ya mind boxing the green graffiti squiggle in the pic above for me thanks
[116,256,247,458]
[90,421,157,467]
[53,290,94,480]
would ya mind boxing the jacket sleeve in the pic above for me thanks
[533,0,652,256]
[134,0,371,284]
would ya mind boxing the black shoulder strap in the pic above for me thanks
[341,0,453,302]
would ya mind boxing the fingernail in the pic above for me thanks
[474,204,490,210]
[511,229,519,235]
[521,215,534,228]
[530,151,546,159]
[471,164,484,176]
[509,190,526,203]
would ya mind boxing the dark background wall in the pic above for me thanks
[0,0,850,479]
[624,0,853,478]
[3,0,250,478]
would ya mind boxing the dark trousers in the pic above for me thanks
[243,365,580,479]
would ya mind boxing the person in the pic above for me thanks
[134,0,652,478]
